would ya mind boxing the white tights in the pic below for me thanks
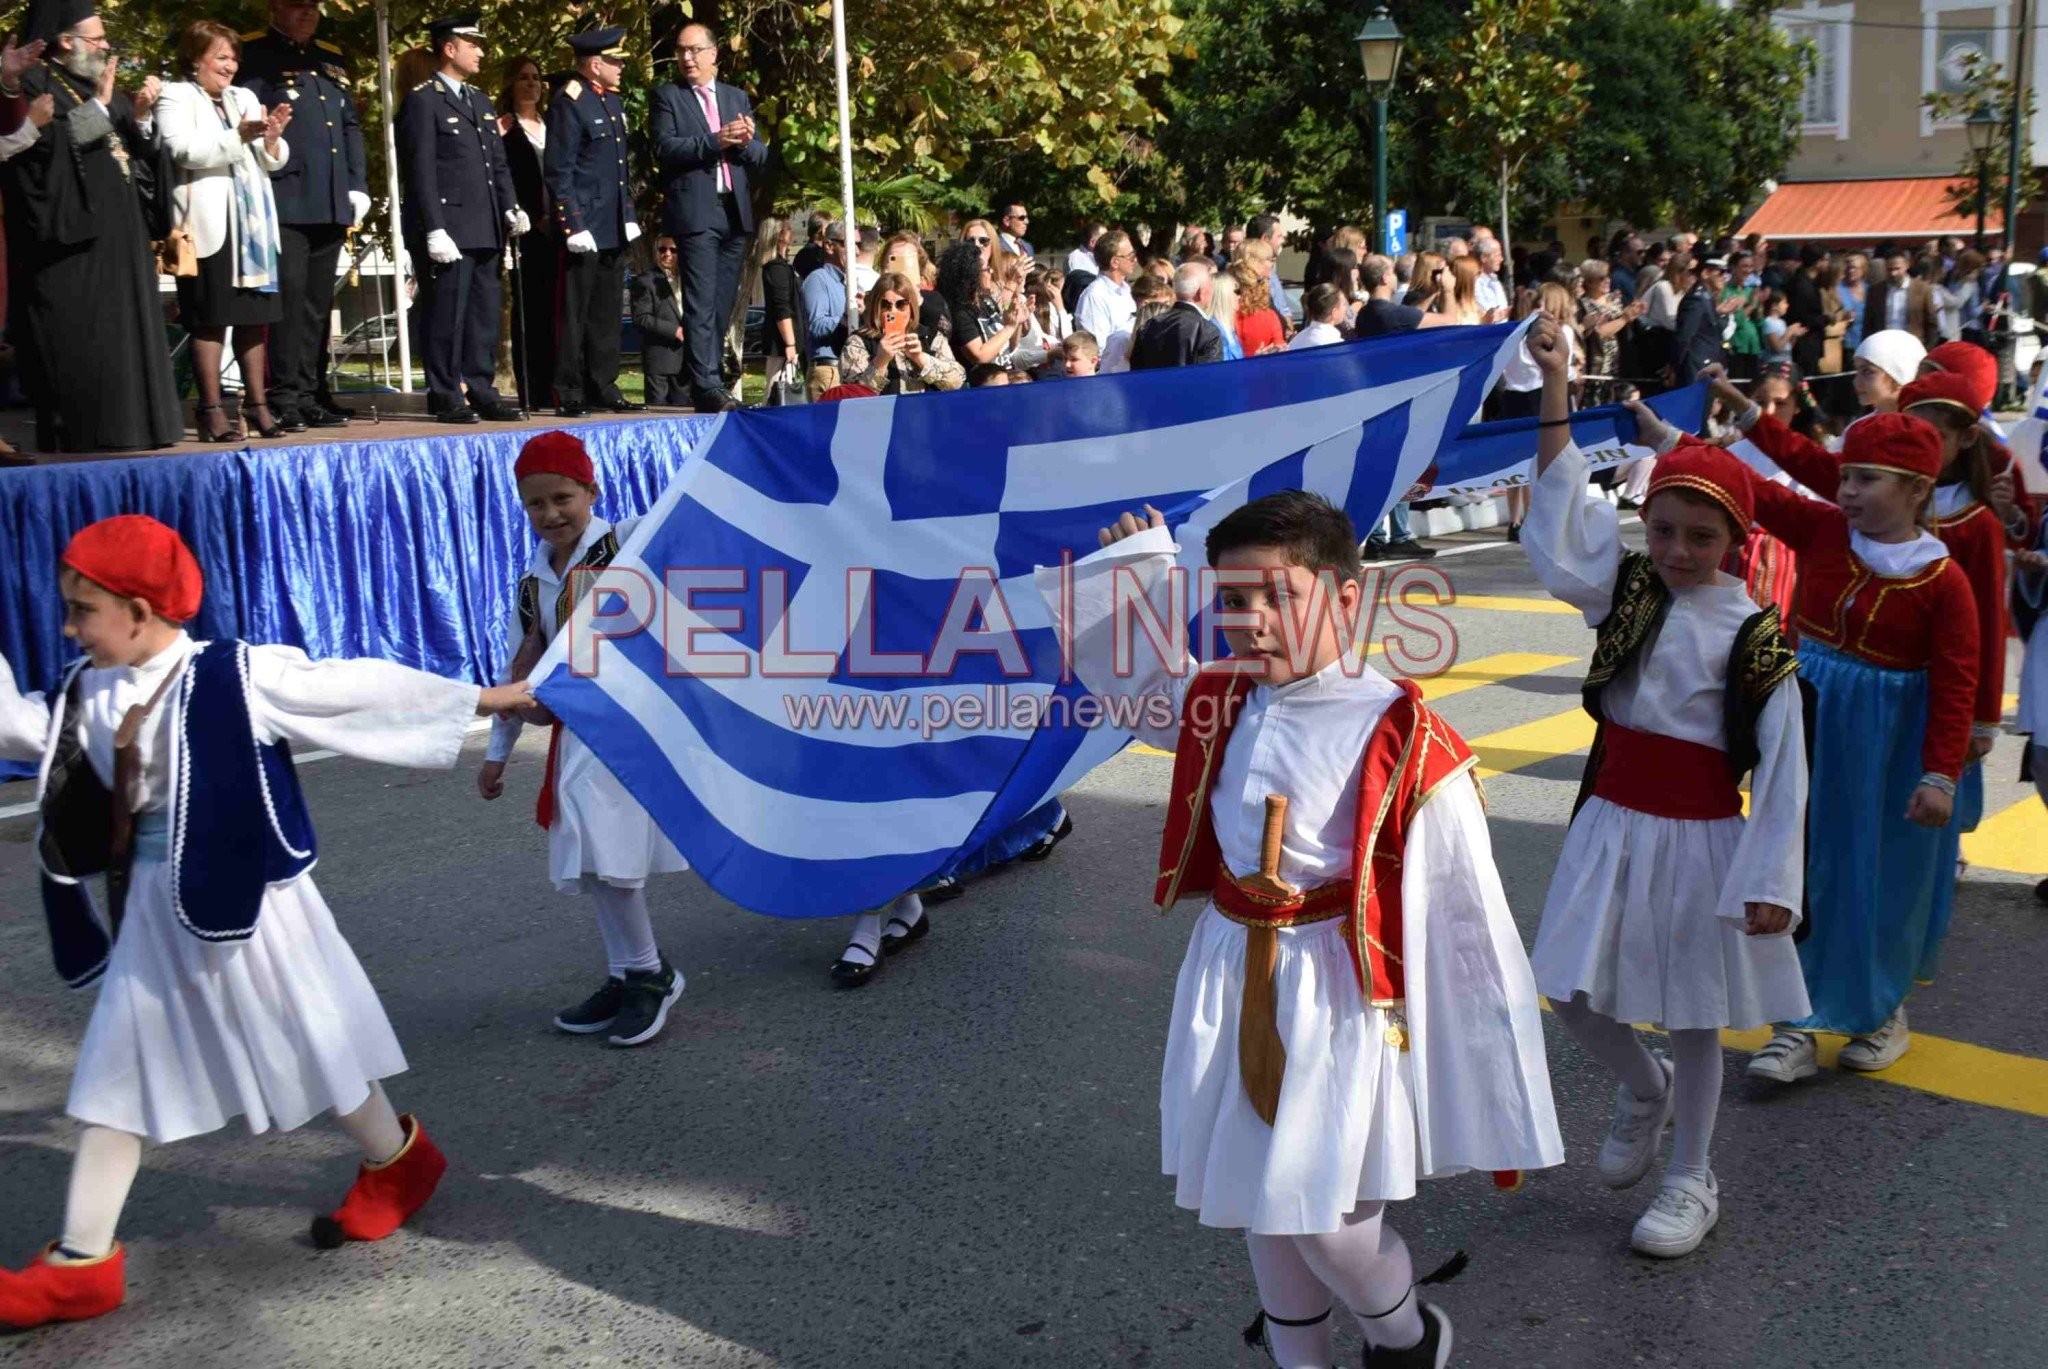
[590,880,661,978]
[1245,1202,1424,1367]
[1550,993,1721,1185]
[839,893,923,970]
[55,1082,407,1261]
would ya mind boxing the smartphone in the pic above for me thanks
[883,309,909,338]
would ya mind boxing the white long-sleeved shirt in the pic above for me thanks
[487,516,638,763]
[1521,442,1807,921]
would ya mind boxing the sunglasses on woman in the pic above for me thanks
[880,298,908,311]
[967,236,990,247]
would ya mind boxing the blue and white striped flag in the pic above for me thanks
[532,321,1527,918]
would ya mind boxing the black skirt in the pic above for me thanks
[174,239,283,329]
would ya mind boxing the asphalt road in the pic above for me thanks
[2,530,2045,1369]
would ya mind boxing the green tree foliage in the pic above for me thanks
[1922,48,2037,227]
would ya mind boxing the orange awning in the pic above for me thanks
[1736,178,2002,242]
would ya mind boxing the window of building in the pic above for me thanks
[1920,1,2011,138]
[1775,2,1853,141]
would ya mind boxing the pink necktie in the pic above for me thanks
[697,85,730,194]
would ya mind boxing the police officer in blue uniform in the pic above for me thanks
[545,27,644,416]
[395,14,526,423]
[237,0,367,430]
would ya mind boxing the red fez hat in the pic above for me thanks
[1840,410,1945,480]
[1922,341,1996,412]
[1899,370,1983,425]
[514,430,595,485]
[816,383,879,403]
[60,515,204,623]
[1645,438,1755,538]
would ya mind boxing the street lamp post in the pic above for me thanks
[1355,7,1405,255]
[1966,104,2003,251]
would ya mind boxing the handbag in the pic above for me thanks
[765,364,805,406]
[158,225,199,278]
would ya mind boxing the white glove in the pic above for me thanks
[566,229,597,255]
[426,229,460,265]
[348,190,370,228]
[506,207,530,236]
[624,222,641,244]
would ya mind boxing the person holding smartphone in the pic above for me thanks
[837,271,964,394]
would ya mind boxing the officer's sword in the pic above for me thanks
[508,231,531,416]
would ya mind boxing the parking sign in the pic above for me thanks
[1382,209,1408,256]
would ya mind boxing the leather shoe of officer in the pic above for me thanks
[693,388,741,414]
[435,406,481,425]
[475,401,526,421]
[600,393,646,413]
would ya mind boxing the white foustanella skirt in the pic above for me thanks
[546,728,688,893]
[1531,797,1810,1031]
[67,847,407,1146]
[1161,905,1418,1236]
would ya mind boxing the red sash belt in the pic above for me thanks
[1592,722,1740,820]
[534,723,563,830]
[1211,863,1353,927]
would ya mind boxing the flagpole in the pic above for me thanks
[375,0,413,393]
[831,0,857,329]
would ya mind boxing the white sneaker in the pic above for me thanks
[1745,1028,1818,1083]
[1631,1172,1720,1259]
[1597,1056,1674,1190]
[1838,1006,1910,1072]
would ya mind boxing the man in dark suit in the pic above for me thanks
[632,236,689,405]
[396,14,526,422]
[545,26,643,416]
[651,23,767,413]
[238,0,368,430]
[1863,249,1942,348]
[1670,256,1731,385]
[1129,260,1224,370]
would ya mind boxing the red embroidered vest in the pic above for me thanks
[1151,666,1479,1006]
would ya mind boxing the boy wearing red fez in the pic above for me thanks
[1517,317,1809,1260]
[478,431,688,1046]
[0,515,532,1329]
[1646,382,1980,1082]
[1034,468,1560,1364]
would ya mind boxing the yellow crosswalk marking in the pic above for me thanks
[1714,1025,2048,1120]
[1470,708,1597,779]
[1414,652,1579,704]
[1962,797,2048,875]
[1444,594,1583,617]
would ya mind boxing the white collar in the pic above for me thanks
[1255,651,1395,704]
[1850,527,1949,578]
[1933,483,1978,518]
[528,516,615,583]
[438,71,467,91]
[107,631,195,685]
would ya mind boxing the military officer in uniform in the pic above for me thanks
[395,13,526,423]
[545,27,644,417]
[237,0,368,431]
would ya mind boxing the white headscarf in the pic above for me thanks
[1854,330,1927,388]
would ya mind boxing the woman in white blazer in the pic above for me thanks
[157,21,293,441]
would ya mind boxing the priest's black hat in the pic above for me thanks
[18,0,97,47]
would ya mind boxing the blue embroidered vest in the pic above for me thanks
[37,641,317,987]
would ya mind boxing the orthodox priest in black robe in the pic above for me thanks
[2,0,180,452]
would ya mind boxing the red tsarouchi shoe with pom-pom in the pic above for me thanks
[0,1243,125,1329]
[310,1113,447,1249]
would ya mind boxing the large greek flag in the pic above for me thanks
[533,320,1599,918]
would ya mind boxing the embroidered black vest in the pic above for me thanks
[517,531,621,642]
[1574,552,1802,816]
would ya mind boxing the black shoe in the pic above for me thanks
[607,959,684,1046]
[1506,522,1522,543]
[317,399,358,422]
[242,403,288,439]
[1383,539,1437,561]
[195,403,239,443]
[1016,812,1074,862]
[829,946,880,988]
[301,407,348,429]
[1615,496,1641,511]
[476,401,526,421]
[436,406,481,425]
[881,906,929,955]
[553,977,625,1034]
[556,402,590,418]
[918,873,965,904]
[276,408,309,433]
[2034,876,2048,905]
[694,389,741,414]
[1363,1301,1451,1368]
[1362,542,1386,561]
[601,394,646,413]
